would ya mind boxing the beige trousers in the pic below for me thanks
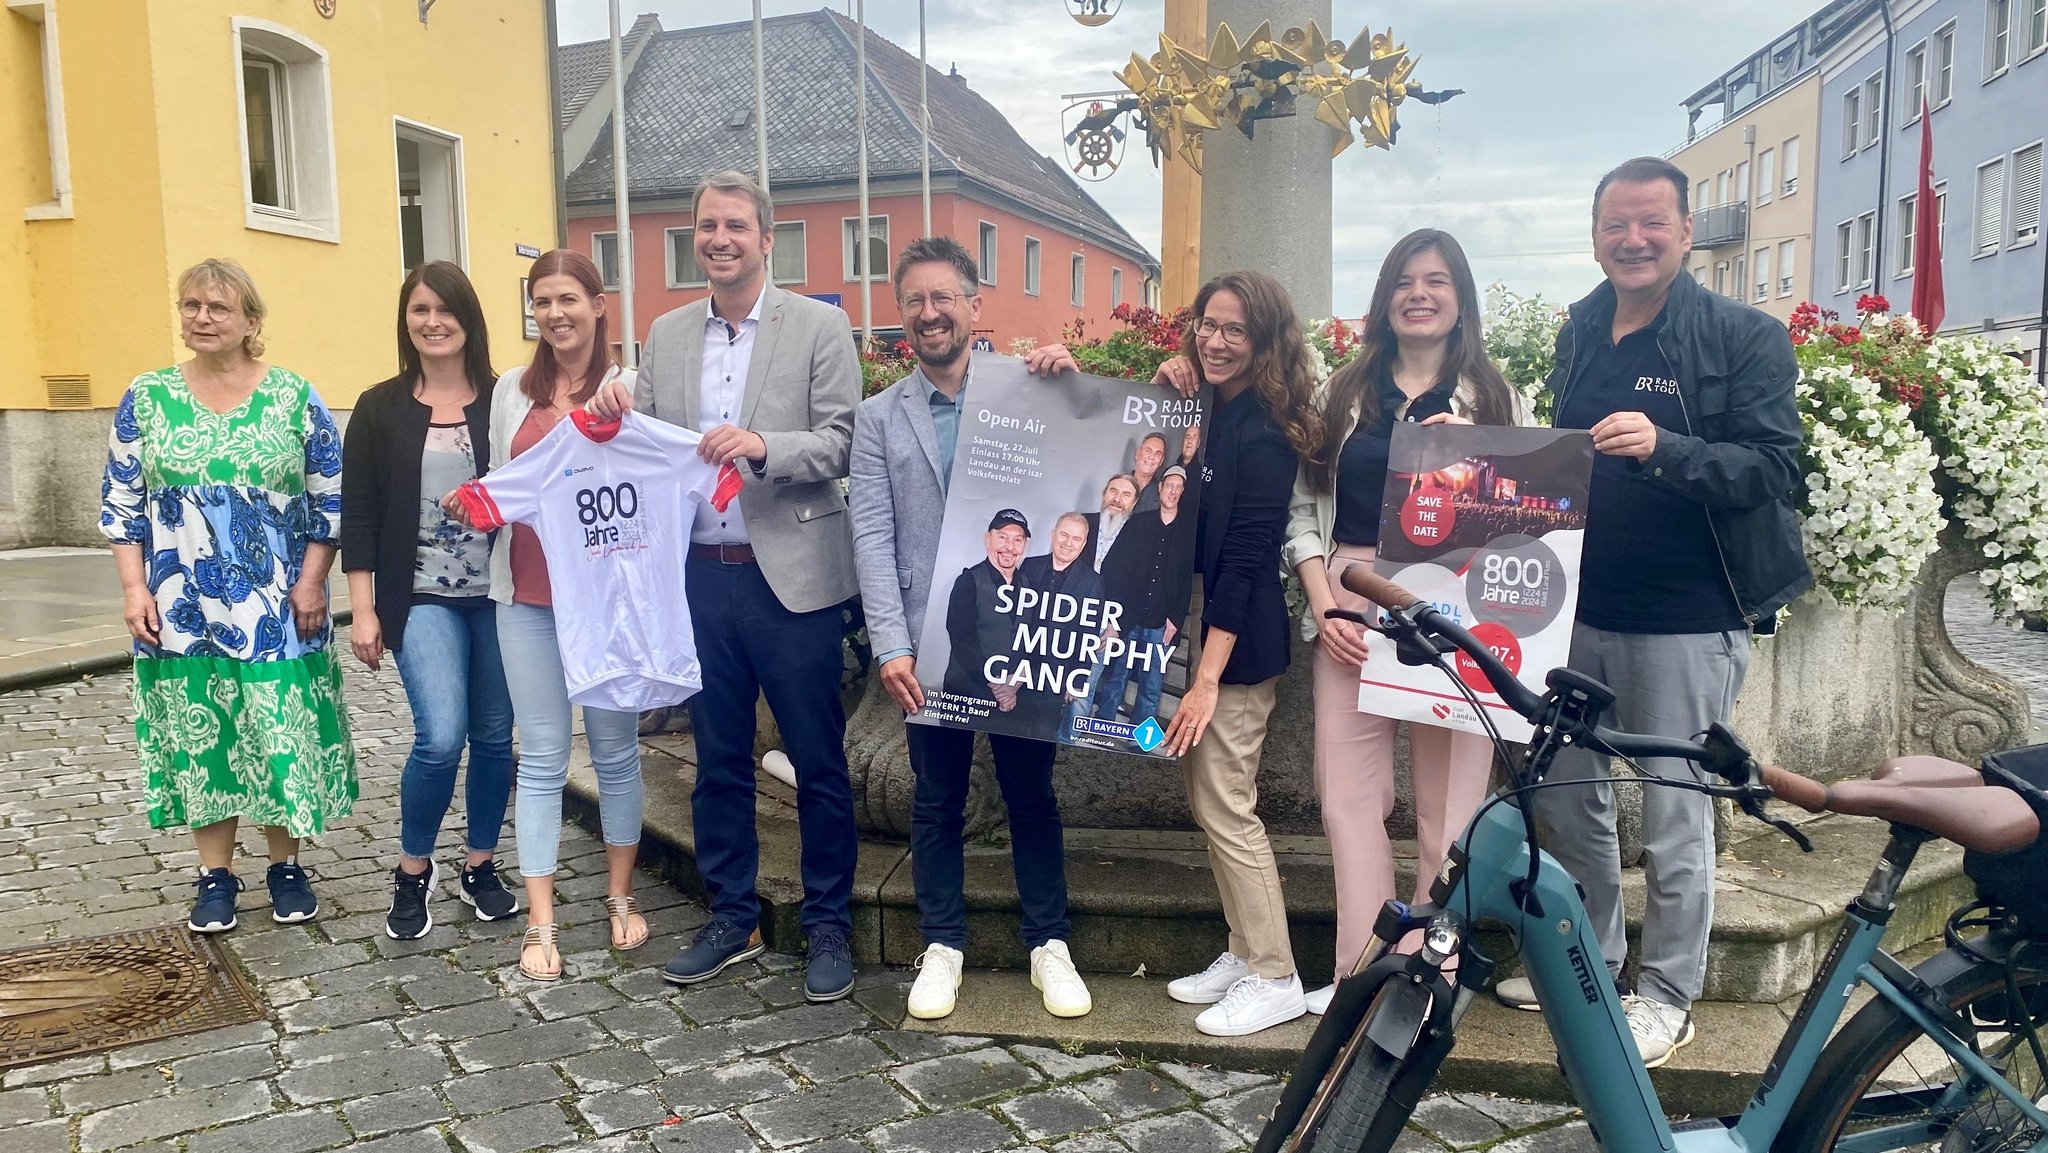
[1181,676,1296,979]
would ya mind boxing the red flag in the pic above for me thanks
[1911,95,1945,332]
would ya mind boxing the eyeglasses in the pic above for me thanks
[898,291,973,314]
[1193,317,1250,346]
[178,300,239,322]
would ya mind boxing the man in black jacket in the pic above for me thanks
[1094,466,1196,723]
[1498,157,1810,1069]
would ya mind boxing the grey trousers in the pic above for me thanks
[1530,622,1750,1011]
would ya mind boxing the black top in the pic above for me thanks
[338,376,494,653]
[1194,387,1298,686]
[1101,507,1196,630]
[1553,304,1745,634]
[1332,373,1458,546]
[1018,552,1106,684]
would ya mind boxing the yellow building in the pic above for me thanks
[1,0,561,546]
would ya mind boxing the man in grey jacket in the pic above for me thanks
[593,171,861,1003]
[849,237,1090,1023]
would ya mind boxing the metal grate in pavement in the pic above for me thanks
[0,926,266,1069]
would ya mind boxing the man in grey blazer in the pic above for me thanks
[849,237,1090,1023]
[594,171,861,1003]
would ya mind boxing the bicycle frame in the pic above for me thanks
[1444,799,2048,1152]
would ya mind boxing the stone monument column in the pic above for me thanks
[1194,0,1335,318]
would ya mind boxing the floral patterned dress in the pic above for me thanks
[99,365,357,835]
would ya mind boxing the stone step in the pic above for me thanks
[570,741,1971,1005]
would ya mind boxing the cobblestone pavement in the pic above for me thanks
[8,587,2046,1153]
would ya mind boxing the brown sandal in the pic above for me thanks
[604,895,648,951]
[519,922,562,981]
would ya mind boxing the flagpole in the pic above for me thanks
[856,0,872,348]
[607,0,636,367]
[752,0,770,194]
[918,0,931,235]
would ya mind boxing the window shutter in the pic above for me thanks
[2013,144,2042,243]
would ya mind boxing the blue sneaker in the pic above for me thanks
[188,868,242,933]
[804,926,855,1003]
[266,861,319,924]
[662,917,764,985]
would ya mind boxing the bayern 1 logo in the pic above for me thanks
[1066,0,1120,27]
[1132,716,1165,753]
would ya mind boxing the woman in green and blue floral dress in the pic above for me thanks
[100,258,356,934]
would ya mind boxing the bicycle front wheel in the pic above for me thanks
[1774,942,2048,1152]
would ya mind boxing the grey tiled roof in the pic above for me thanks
[561,8,1154,268]
[558,14,661,129]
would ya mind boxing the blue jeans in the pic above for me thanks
[685,555,856,936]
[392,600,515,861]
[497,602,643,878]
[905,723,1070,949]
[1091,623,1167,724]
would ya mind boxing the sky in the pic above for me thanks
[555,1,1804,316]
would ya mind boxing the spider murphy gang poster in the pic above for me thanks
[1357,423,1594,743]
[908,355,1207,758]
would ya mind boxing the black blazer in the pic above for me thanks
[339,375,494,653]
[1195,387,1297,686]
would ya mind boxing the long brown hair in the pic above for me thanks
[395,261,495,393]
[1311,229,1517,493]
[1183,271,1324,468]
[521,249,615,406]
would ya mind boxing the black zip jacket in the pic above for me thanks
[338,376,494,653]
[1546,272,1811,631]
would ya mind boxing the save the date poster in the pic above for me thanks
[1356,424,1594,741]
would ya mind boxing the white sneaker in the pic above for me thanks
[906,943,964,1020]
[1304,982,1336,1015]
[1168,951,1249,1005]
[1195,973,1308,1037]
[1030,940,1093,1018]
[1622,994,1695,1068]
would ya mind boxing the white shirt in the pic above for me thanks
[457,409,739,711]
[694,289,764,544]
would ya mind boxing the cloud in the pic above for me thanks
[558,1,1799,311]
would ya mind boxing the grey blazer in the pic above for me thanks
[848,367,951,659]
[634,285,860,613]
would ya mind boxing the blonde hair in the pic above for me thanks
[176,258,268,359]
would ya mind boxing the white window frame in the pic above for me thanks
[1842,86,1862,157]
[1713,261,1728,296]
[2011,140,2042,247]
[242,55,293,214]
[1111,267,1124,309]
[1070,252,1085,307]
[1782,136,1801,195]
[1736,160,1751,205]
[393,117,466,272]
[1756,149,1775,206]
[231,18,339,243]
[977,221,997,286]
[1988,0,2014,78]
[1898,192,1920,275]
[2027,0,2048,58]
[1733,253,1748,300]
[1717,169,1732,205]
[1933,22,1958,104]
[1023,237,1042,297]
[1904,42,1928,123]
[771,220,806,284]
[1857,212,1877,287]
[1753,246,1771,302]
[1778,239,1797,296]
[12,0,72,219]
[592,230,622,291]
[1861,73,1884,149]
[1835,220,1855,292]
[841,215,888,283]
[665,227,706,289]
[1976,157,2007,256]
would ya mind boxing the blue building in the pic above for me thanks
[1811,0,2045,372]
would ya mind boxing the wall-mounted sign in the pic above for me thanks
[516,243,542,259]
[520,277,539,341]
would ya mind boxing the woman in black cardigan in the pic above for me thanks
[340,261,518,941]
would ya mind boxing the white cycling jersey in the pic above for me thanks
[456,409,741,712]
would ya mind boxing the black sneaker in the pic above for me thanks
[804,926,856,1003]
[663,917,765,984]
[266,861,319,924]
[188,868,242,933]
[459,860,519,922]
[386,862,436,940]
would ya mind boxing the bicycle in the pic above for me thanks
[1255,565,2048,1153]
